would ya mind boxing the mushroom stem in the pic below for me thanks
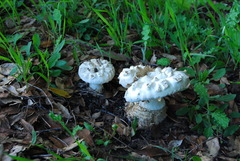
[138,98,166,110]
[89,83,103,93]
[125,98,167,128]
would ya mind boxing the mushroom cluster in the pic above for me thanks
[78,59,190,128]
[119,66,190,128]
[78,58,115,93]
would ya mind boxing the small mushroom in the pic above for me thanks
[118,65,153,88]
[78,58,115,93]
[119,66,190,128]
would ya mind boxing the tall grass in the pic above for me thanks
[0,0,23,24]
[0,33,33,83]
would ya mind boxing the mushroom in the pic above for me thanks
[118,65,153,88]
[119,66,190,128]
[78,58,115,93]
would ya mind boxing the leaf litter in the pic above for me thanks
[1,41,240,161]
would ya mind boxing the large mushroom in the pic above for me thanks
[78,58,115,93]
[119,66,190,128]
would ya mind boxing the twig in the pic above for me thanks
[27,83,53,110]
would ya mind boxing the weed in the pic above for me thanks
[0,32,33,83]
[89,0,130,54]
[0,32,72,84]
[0,0,24,24]
[178,56,238,137]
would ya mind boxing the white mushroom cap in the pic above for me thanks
[78,58,115,92]
[118,65,153,88]
[124,67,190,102]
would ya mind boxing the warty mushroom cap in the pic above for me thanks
[78,58,115,85]
[118,65,153,88]
[124,67,190,102]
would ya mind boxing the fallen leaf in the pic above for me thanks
[63,139,83,152]
[162,53,177,61]
[205,83,226,95]
[49,136,66,149]
[94,122,104,127]
[227,135,240,157]
[2,145,26,161]
[114,123,131,137]
[206,137,220,157]
[4,85,19,96]
[91,112,101,120]
[20,119,34,133]
[54,102,72,119]
[77,129,94,146]
[137,146,168,157]
[0,63,17,75]
[168,139,183,149]
[130,152,158,161]
[197,151,213,161]
[40,40,53,48]
[150,54,157,64]
[0,98,22,105]
[48,87,71,98]
[0,115,10,129]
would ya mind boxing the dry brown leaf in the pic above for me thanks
[20,16,36,28]
[168,139,183,149]
[62,135,76,146]
[77,129,94,146]
[206,137,220,158]
[94,122,104,127]
[40,40,53,48]
[91,112,101,120]
[0,115,10,129]
[227,135,240,157]
[0,75,15,86]
[63,139,83,152]
[197,151,214,161]
[0,63,17,75]
[53,102,72,119]
[218,156,238,161]
[9,112,25,126]
[0,98,22,105]
[220,77,230,85]
[2,145,26,161]
[162,53,178,61]
[4,85,19,96]
[150,54,157,64]
[20,119,34,133]
[49,87,71,98]
[0,107,20,115]
[41,115,63,129]
[27,113,39,125]
[205,83,226,95]
[78,96,85,107]
[4,18,16,29]
[48,136,67,149]
[114,123,131,136]
[136,146,168,157]
[130,152,157,161]
[0,87,9,98]
[16,85,27,93]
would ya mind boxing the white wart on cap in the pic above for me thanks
[78,58,115,93]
